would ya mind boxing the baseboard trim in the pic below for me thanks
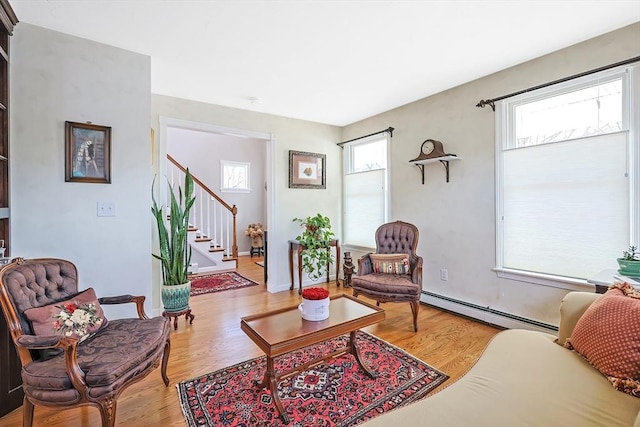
[420,291,558,333]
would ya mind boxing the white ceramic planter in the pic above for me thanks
[298,297,330,321]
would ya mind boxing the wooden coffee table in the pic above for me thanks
[240,294,385,424]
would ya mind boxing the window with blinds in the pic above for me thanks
[496,64,639,282]
[342,135,389,248]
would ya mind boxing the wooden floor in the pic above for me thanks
[0,256,500,427]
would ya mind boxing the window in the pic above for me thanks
[496,64,640,283]
[220,160,250,193]
[342,135,390,248]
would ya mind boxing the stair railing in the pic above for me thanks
[167,155,238,263]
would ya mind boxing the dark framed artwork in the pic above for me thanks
[65,121,111,183]
[289,150,326,189]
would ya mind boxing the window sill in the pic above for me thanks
[493,267,595,292]
[219,188,250,194]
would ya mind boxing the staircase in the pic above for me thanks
[167,155,239,273]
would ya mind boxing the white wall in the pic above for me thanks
[152,96,342,294]
[167,128,266,253]
[342,23,640,327]
[10,24,152,319]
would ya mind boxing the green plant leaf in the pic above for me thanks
[152,169,196,285]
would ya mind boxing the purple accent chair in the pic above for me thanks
[352,221,423,331]
[0,258,171,427]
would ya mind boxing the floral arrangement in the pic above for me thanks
[301,287,329,300]
[54,301,103,340]
[244,223,264,238]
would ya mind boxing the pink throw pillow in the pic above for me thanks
[24,287,108,342]
[565,282,640,397]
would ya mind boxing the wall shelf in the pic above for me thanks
[409,155,460,184]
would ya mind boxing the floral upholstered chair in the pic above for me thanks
[352,221,423,331]
[0,257,171,427]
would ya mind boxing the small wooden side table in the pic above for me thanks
[289,239,340,294]
[162,308,195,330]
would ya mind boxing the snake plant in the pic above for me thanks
[152,169,196,285]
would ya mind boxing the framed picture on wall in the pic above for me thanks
[289,150,326,189]
[65,121,112,183]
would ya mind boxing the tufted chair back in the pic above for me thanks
[375,221,419,270]
[1,258,78,336]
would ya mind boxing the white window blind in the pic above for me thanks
[502,132,629,278]
[344,169,386,247]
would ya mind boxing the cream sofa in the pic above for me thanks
[364,292,640,427]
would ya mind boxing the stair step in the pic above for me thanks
[209,247,225,253]
[195,237,212,242]
[188,226,198,232]
[222,256,238,262]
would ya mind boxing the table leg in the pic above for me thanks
[256,355,289,424]
[326,246,330,283]
[185,309,195,325]
[335,243,341,287]
[289,243,294,291]
[349,331,377,379]
[297,249,303,295]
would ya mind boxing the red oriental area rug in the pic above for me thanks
[177,331,449,426]
[190,272,259,296]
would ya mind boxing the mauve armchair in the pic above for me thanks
[0,257,171,427]
[352,221,423,331]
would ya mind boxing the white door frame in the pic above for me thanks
[158,116,277,290]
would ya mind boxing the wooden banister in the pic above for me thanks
[166,155,238,262]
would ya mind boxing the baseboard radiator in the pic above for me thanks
[420,291,558,333]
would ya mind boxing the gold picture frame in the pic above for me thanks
[289,150,326,189]
[65,121,111,184]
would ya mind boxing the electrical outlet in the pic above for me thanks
[97,201,116,217]
[440,268,448,281]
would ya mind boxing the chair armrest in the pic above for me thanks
[556,292,601,346]
[99,295,149,319]
[16,335,88,391]
[411,256,423,286]
[16,334,74,349]
[357,254,373,275]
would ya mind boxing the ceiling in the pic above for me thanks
[10,1,640,126]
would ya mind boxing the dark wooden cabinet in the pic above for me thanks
[0,0,19,417]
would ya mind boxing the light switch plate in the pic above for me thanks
[97,201,116,217]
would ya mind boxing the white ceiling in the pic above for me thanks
[10,1,640,126]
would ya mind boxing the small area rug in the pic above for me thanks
[177,331,449,426]
[255,260,264,267]
[190,272,259,296]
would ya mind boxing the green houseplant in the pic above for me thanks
[617,245,640,278]
[293,213,336,281]
[152,169,196,312]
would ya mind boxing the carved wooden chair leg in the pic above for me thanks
[23,397,34,427]
[410,300,419,332]
[98,398,117,427]
[161,340,171,386]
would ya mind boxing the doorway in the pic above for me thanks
[158,117,276,286]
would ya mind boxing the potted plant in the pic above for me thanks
[617,245,640,277]
[292,213,335,281]
[151,169,196,312]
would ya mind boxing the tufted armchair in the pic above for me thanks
[0,258,171,427]
[352,221,423,331]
